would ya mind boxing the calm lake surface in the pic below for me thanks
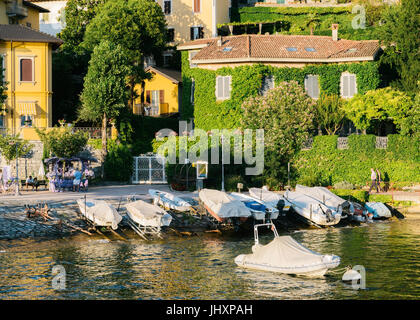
[0,217,419,300]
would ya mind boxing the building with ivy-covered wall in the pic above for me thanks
[177,27,381,131]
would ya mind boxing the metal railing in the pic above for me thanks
[73,127,111,139]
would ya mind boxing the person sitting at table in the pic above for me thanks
[26,176,34,190]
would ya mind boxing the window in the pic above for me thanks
[1,54,5,80]
[189,51,198,68]
[340,72,357,98]
[164,0,171,15]
[163,53,172,67]
[144,56,155,68]
[216,76,231,101]
[151,90,160,106]
[26,22,32,28]
[21,115,33,127]
[260,75,274,96]
[190,26,204,40]
[305,47,316,52]
[19,58,33,82]
[167,28,175,42]
[0,115,4,128]
[191,78,195,105]
[286,47,298,52]
[304,75,320,99]
[193,0,201,13]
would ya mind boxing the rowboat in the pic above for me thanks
[77,198,122,230]
[149,189,192,212]
[235,223,341,277]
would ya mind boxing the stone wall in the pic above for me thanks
[0,141,104,181]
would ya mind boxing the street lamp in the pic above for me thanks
[9,140,20,196]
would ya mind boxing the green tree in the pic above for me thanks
[241,81,316,187]
[0,134,33,164]
[315,94,346,135]
[79,40,132,154]
[59,0,107,54]
[344,87,414,134]
[36,126,89,159]
[306,13,320,36]
[83,0,167,108]
[377,0,420,92]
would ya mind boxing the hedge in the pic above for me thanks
[294,134,420,188]
[181,51,380,131]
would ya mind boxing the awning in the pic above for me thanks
[17,102,37,115]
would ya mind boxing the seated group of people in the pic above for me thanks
[47,164,94,193]
[25,176,41,191]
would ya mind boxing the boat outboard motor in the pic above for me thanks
[326,209,333,222]
[277,199,285,212]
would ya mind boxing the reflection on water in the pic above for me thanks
[0,218,419,300]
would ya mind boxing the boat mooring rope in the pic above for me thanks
[328,265,352,275]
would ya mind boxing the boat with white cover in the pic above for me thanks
[248,187,292,213]
[125,200,172,239]
[149,189,192,212]
[198,189,252,223]
[284,191,341,227]
[77,198,122,230]
[234,223,341,277]
[295,185,349,218]
[230,192,279,221]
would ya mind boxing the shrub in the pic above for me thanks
[368,194,393,203]
[104,140,133,181]
[331,189,369,203]
[333,181,356,190]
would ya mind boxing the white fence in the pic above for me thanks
[132,154,167,184]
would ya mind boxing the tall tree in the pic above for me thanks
[79,40,132,155]
[377,0,420,92]
[83,0,167,109]
[315,94,346,135]
[0,134,33,165]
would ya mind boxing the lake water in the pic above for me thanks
[0,217,419,300]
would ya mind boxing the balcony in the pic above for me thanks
[6,2,28,18]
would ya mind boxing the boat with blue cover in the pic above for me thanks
[149,189,192,212]
[230,192,279,221]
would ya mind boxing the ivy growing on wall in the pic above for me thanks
[181,51,380,131]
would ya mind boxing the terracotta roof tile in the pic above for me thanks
[179,34,380,63]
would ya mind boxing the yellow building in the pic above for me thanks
[1,0,50,30]
[0,24,63,139]
[155,0,231,44]
[133,66,182,117]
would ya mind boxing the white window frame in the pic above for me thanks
[340,72,357,99]
[216,76,232,101]
[189,51,198,68]
[163,0,172,15]
[1,53,6,81]
[260,75,275,96]
[191,78,195,105]
[18,56,35,84]
[304,74,320,99]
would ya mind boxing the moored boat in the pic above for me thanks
[364,202,392,219]
[230,192,279,221]
[77,198,122,230]
[198,189,252,223]
[248,187,292,213]
[149,189,192,212]
[126,200,173,228]
[284,191,341,227]
[234,223,341,277]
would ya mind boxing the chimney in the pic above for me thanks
[332,24,339,41]
[217,36,223,47]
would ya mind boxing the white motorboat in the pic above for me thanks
[230,192,279,221]
[149,189,192,212]
[295,185,349,218]
[248,187,292,212]
[126,200,172,228]
[198,189,252,223]
[284,191,341,227]
[364,202,392,219]
[235,223,341,277]
[77,198,122,230]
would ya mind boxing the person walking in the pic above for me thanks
[369,168,378,193]
[376,168,382,192]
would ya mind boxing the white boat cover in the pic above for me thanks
[284,191,341,226]
[235,236,340,276]
[126,200,172,228]
[199,189,251,219]
[249,188,283,205]
[295,185,348,212]
[364,202,392,218]
[230,192,279,220]
[77,199,122,230]
[149,189,191,212]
